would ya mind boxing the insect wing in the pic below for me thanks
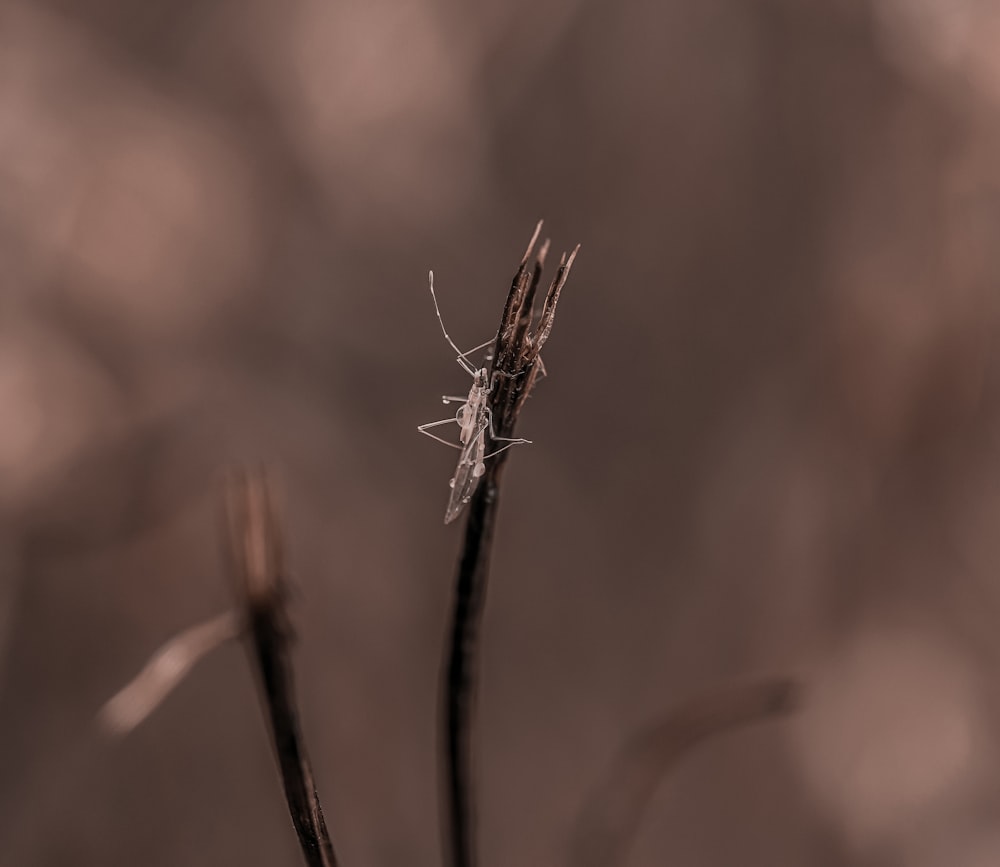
[444,423,486,523]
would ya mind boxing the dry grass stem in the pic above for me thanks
[441,222,580,867]
[99,610,240,736]
[570,677,801,867]
[224,469,339,867]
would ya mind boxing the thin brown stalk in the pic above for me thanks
[441,222,580,867]
[570,677,801,867]
[224,469,339,867]
[99,610,240,735]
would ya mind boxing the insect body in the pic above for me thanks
[418,272,530,523]
[442,367,490,523]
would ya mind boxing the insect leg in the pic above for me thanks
[418,418,462,449]
[485,409,532,445]
[483,441,529,459]
[418,418,459,430]
[455,338,496,369]
[419,432,462,449]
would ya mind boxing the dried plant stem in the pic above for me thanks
[441,223,579,867]
[443,473,500,867]
[99,610,240,735]
[225,470,338,867]
[570,677,801,867]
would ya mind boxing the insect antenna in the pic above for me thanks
[429,270,477,376]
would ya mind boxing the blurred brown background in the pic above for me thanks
[3,0,1000,864]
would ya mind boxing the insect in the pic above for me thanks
[418,271,530,523]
